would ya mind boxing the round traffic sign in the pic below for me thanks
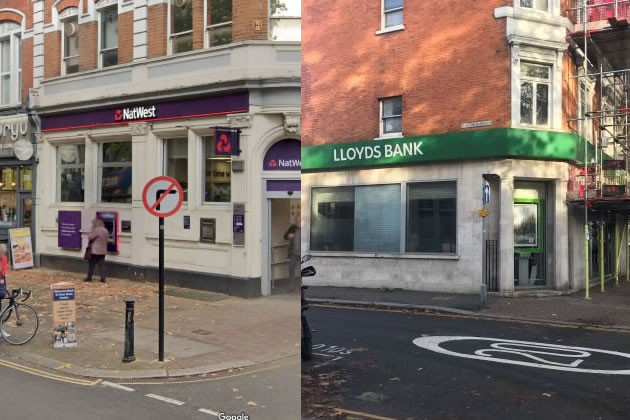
[142,176,184,218]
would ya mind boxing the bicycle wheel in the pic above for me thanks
[1,303,38,345]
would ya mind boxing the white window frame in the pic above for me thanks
[60,7,79,76]
[201,134,232,205]
[56,143,86,203]
[0,21,22,106]
[96,0,119,68]
[511,44,563,130]
[204,0,233,48]
[379,97,403,139]
[163,137,189,203]
[168,0,194,55]
[377,0,405,34]
[518,0,549,12]
[519,62,552,128]
[97,140,132,204]
[269,0,301,41]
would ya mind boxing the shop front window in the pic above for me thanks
[164,138,188,202]
[0,167,17,225]
[57,144,85,202]
[171,0,193,54]
[203,136,231,203]
[20,166,32,191]
[99,141,132,203]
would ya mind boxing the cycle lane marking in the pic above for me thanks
[0,358,101,386]
[102,381,135,392]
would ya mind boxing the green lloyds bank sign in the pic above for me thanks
[302,128,596,171]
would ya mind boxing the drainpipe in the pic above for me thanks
[25,99,39,266]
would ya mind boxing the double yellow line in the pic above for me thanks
[0,358,102,386]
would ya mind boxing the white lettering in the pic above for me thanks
[384,144,393,157]
[364,146,374,159]
[403,142,412,156]
[414,141,423,155]
[374,145,382,158]
[122,106,157,121]
[356,147,364,160]
[393,144,403,157]
[346,148,357,161]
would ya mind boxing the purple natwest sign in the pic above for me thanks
[263,139,301,171]
[58,211,82,250]
[41,92,249,132]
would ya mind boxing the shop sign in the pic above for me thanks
[0,115,30,158]
[263,139,301,170]
[214,128,240,156]
[115,105,157,122]
[51,282,78,348]
[41,92,249,132]
[58,210,82,250]
[8,228,34,269]
[333,141,423,162]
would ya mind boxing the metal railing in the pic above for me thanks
[485,240,499,292]
[567,0,630,25]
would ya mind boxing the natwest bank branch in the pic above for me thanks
[35,92,301,297]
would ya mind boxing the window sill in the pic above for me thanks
[374,133,403,141]
[309,251,460,260]
[375,24,405,35]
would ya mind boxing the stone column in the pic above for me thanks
[554,180,570,290]
[499,176,515,294]
[130,122,149,278]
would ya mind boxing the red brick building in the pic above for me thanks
[301,0,630,297]
[16,0,302,297]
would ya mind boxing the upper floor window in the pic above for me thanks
[0,21,21,106]
[520,0,548,11]
[207,0,232,47]
[270,0,301,41]
[171,0,193,54]
[383,0,403,28]
[99,6,118,67]
[61,10,79,75]
[380,96,402,137]
[520,63,550,127]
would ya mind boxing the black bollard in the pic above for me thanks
[122,297,136,363]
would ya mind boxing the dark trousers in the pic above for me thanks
[87,254,106,281]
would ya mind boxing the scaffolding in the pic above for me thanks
[565,0,630,296]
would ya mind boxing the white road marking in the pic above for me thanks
[413,336,630,375]
[102,381,135,392]
[145,394,186,406]
[199,408,220,416]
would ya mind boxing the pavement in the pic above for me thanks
[302,305,630,419]
[306,280,630,330]
[0,268,299,380]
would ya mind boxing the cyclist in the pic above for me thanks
[0,244,10,339]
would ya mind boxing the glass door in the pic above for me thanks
[19,194,32,229]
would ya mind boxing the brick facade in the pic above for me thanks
[147,3,168,58]
[302,0,512,146]
[44,31,61,79]
[78,21,98,72]
[118,10,134,65]
[233,0,268,42]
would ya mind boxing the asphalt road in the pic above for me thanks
[301,305,630,420]
[0,357,299,419]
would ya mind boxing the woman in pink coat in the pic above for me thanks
[84,219,109,283]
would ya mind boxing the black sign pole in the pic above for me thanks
[158,216,165,362]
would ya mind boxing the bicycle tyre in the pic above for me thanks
[1,303,38,345]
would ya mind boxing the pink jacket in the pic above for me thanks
[88,227,109,255]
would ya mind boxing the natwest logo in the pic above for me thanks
[114,105,157,122]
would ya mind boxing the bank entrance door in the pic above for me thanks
[262,180,301,296]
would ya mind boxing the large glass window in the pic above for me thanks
[310,184,402,253]
[381,97,402,136]
[57,144,85,202]
[207,0,232,47]
[406,182,457,254]
[99,141,132,203]
[164,138,188,202]
[100,7,118,67]
[520,63,550,127]
[270,0,301,41]
[203,136,231,203]
[171,0,193,54]
[63,15,79,74]
[0,21,22,105]
[383,0,404,28]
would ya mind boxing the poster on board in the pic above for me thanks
[58,210,82,250]
[51,282,78,348]
[8,228,34,269]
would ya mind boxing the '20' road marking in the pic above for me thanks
[412,336,630,375]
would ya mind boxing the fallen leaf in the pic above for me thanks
[232,388,239,393]
[542,393,553,398]
[247,401,257,406]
